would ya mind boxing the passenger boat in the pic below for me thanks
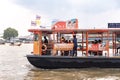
[27,19,120,69]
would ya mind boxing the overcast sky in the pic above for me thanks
[0,0,120,36]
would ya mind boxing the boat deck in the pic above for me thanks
[27,54,120,58]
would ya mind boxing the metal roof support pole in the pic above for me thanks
[82,32,84,55]
[86,32,88,57]
[107,31,109,57]
[39,31,42,55]
[112,32,115,56]
[115,32,117,54]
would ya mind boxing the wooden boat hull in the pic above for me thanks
[26,55,120,69]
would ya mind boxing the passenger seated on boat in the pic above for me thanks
[60,36,65,43]
[98,39,102,43]
[94,39,98,44]
[88,39,103,56]
[69,40,73,56]
[63,40,69,56]
[60,37,65,56]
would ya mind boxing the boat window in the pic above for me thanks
[117,34,120,42]
[34,34,39,41]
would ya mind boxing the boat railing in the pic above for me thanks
[52,43,73,56]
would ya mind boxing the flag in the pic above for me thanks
[36,19,40,26]
[36,15,41,20]
[31,21,36,26]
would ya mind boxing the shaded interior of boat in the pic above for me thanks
[28,28,120,57]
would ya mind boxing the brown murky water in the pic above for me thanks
[0,44,120,80]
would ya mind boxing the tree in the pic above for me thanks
[3,27,18,40]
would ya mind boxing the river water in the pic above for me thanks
[0,44,120,80]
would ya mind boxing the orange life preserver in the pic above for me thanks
[42,44,47,52]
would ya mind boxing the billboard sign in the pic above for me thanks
[108,23,120,28]
[52,19,78,30]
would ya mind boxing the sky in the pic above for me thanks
[0,0,120,36]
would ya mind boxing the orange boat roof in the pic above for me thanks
[28,28,120,34]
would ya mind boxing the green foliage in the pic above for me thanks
[3,27,18,40]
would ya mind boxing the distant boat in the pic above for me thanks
[10,42,22,46]
[0,38,5,45]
